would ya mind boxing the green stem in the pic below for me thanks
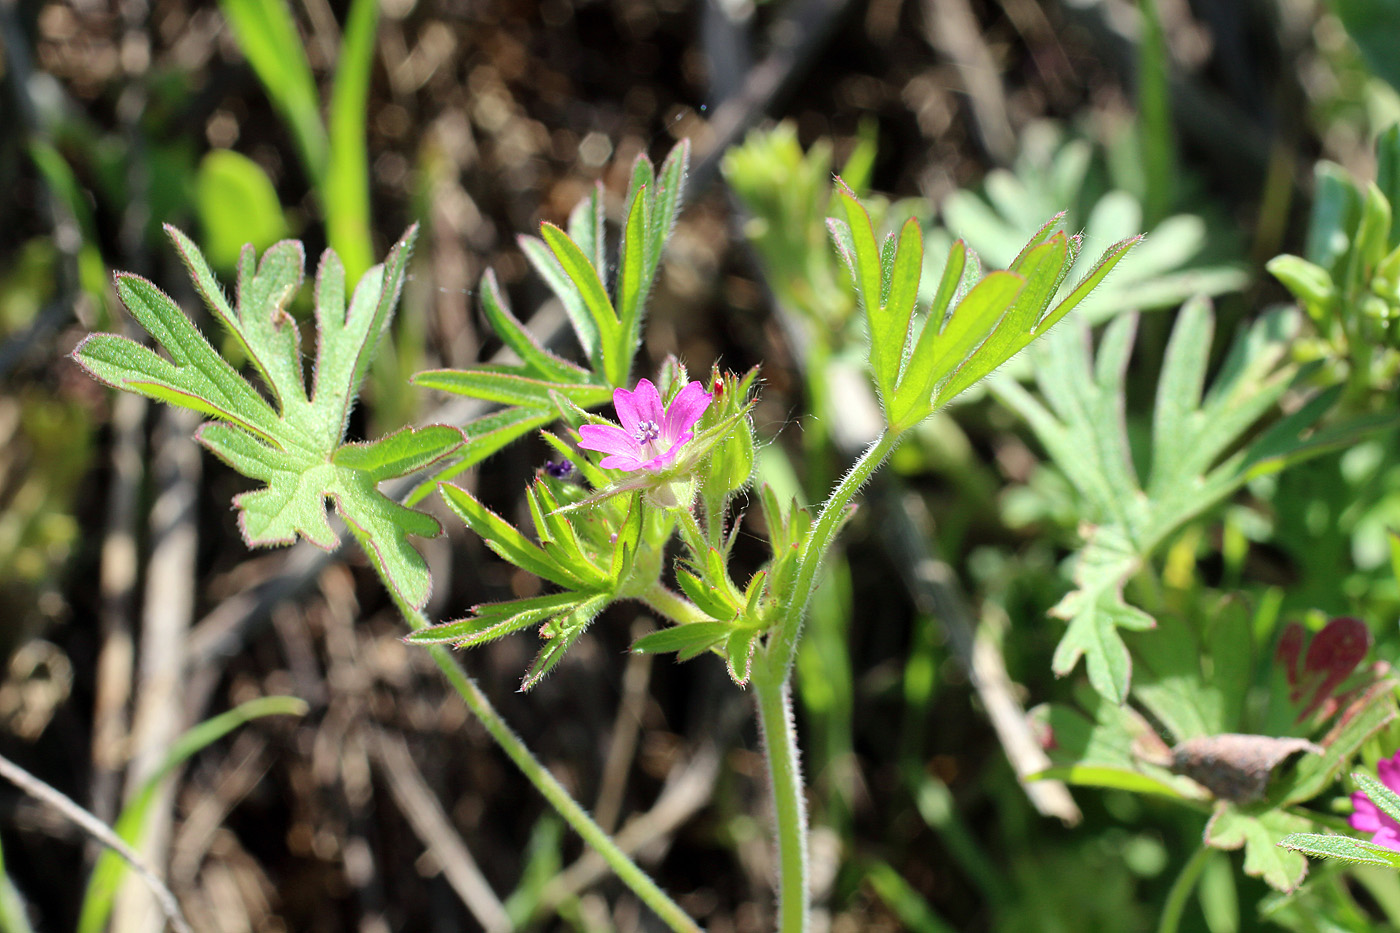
[752,666,808,933]
[639,582,710,625]
[767,429,903,680]
[356,531,700,933]
[1157,845,1211,933]
[408,607,701,933]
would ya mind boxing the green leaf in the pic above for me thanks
[195,149,290,269]
[331,424,465,480]
[539,222,622,383]
[406,593,584,647]
[875,218,923,404]
[406,406,559,505]
[677,566,738,621]
[1279,833,1400,870]
[567,182,607,281]
[616,184,649,358]
[630,622,734,656]
[864,860,959,933]
[324,0,378,280]
[520,594,609,690]
[1355,771,1400,826]
[217,0,328,186]
[74,227,452,609]
[1282,693,1398,805]
[831,181,884,332]
[1028,765,1190,799]
[725,628,759,684]
[1306,162,1362,272]
[1266,254,1335,317]
[1329,0,1400,95]
[902,271,1024,417]
[994,300,1338,702]
[476,271,587,384]
[437,483,585,589]
[78,696,307,933]
[411,366,611,408]
[1206,805,1311,893]
[1381,125,1400,250]
[518,234,602,367]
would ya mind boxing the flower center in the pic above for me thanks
[633,419,661,445]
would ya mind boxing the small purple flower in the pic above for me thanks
[1351,751,1400,850]
[543,458,574,479]
[577,378,712,473]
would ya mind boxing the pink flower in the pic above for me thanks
[577,378,712,473]
[1351,751,1400,850]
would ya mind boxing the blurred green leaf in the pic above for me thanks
[195,149,290,269]
[218,0,328,184]
[1328,0,1400,95]
[1279,832,1400,870]
[325,0,377,280]
[1205,805,1310,893]
[864,861,959,933]
[993,300,1338,701]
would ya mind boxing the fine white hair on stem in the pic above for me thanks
[0,753,193,933]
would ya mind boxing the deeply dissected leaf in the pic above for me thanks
[1205,805,1311,893]
[992,299,1339,702]
[73,226,458,609]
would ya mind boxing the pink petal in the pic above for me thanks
[612,386,641,435]
[638,436,690,472]
[1381,753,1400,793]
[1374,825,1400,852]
[599,453,646,471]
[663,381,712,441]
[1352,793,1384,833]
[631,379,665,425]
[578,423,640,458]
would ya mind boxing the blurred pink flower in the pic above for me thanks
[578,378,712,473]
[1351,751,1400,850]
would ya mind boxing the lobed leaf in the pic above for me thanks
[76,227,452,609]
[996,300,1342,702]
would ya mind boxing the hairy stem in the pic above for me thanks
[752,666,807,933]
[640,582,710,626]
[410,608,700,932]
[358,531,700,933]
[767,429,903,680]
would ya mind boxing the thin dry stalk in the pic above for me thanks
[114,406,201,933]
[593,627,655,834]
[370,730,511,933]
[0,753,192,933]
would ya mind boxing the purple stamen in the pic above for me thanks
[633,419,661,444]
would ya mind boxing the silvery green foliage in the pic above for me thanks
[993,300,1350,703]
[73,225,462,610]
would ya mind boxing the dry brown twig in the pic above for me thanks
[369,729,511,933]
[0,752,193,933]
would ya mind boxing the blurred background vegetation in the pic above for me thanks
[4,0,1400,930]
